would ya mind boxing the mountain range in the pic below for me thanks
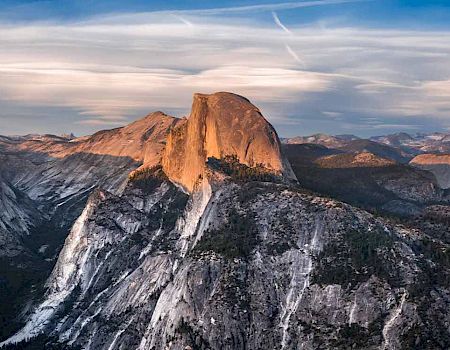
[0,92,449,350]
[283,131,450,191]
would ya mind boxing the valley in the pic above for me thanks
[0,93,449,350]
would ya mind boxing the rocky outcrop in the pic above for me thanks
[162,92,294,192]
[410,154,450,189]
[1,93,449,350]
[2,173,449,350]
[0,112,178,340]
[411,154,450,165]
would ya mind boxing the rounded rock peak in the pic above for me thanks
[193,91,252,103]
[162,92,295,192]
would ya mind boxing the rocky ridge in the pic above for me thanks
[2,167,449,350]
[0,93,449,350]
[0,111,178,339]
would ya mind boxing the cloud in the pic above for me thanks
[422,80,450,97]
[285,44,306,67]
[76,119,127,126]
[193,0,370,14]
[272,11,292,35]
[322,111,342,118]
[0,4,449,136]
[171,14,194,28]
[93,0,371,18]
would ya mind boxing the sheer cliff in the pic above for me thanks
[0,93,449,350]
[162,92,295,192]
[3,169,449,350]
[0,112,177,339]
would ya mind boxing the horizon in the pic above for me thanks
[1,5,450,346]
[1,0,450,137]
[2,106,448,140]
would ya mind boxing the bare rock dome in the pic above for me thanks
[162,92,295,191]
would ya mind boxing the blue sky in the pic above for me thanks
[1,0,450,137]
[2,1,450,26]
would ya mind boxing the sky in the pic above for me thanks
[1,1,450,137]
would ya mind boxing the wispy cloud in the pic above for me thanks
[0,0,449,136]
[272,11,306,68]
[174,0,371,15]
[171,14,194,28]
[285,44,306,67]
[90,0,372,26]
[323,111,342,118]
[76,119,127,126]
[272,11,292,35]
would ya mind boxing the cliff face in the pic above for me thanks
[2,93,449,350]
[410,154,450,189]
[0,112,178,339]
[163,92,293,191]
[3,175,449,350]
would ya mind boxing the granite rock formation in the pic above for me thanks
[0,93,449,350]
[162,92,295,192]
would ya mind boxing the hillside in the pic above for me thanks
[411,154,450,189]
[0,93,449,350]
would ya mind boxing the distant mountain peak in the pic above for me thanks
[60,132,76,140]
[283,133,359,149]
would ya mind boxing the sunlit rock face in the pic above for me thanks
[6,112,177,166]
[1,93,449,350]
[163,92,294,192]
[410,154,450,189]
[71,112,179,168]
